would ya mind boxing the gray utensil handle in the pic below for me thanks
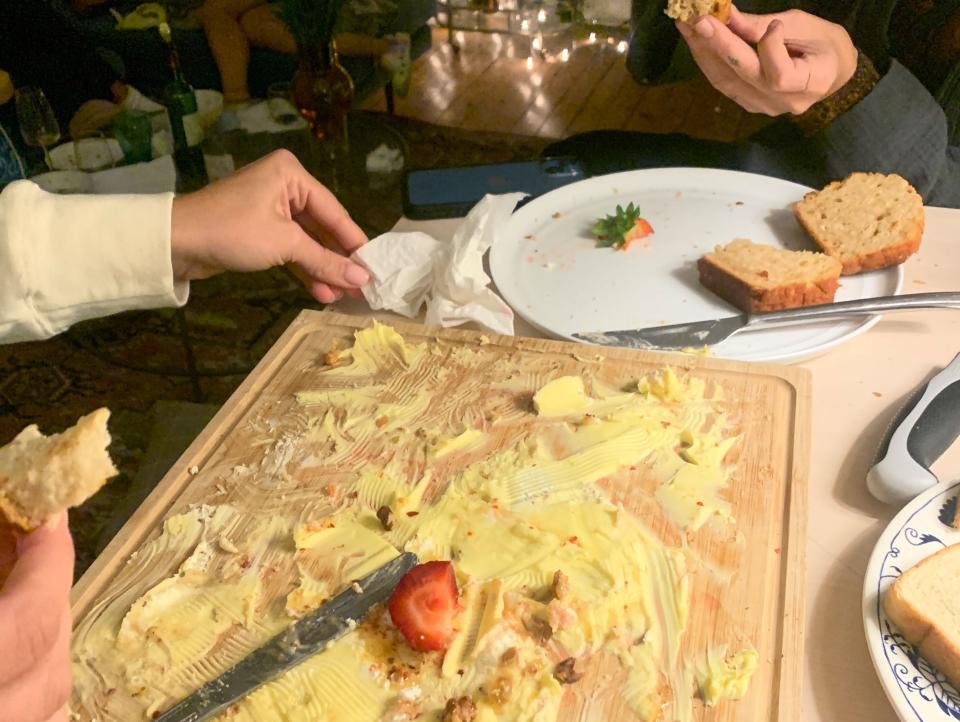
[867,353,960,505]
[750,292,960,328]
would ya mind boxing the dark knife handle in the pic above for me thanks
[867,353,960,504]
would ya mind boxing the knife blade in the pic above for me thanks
[574,292,960,350]
[154,551,418,722]
[866,353,960,505]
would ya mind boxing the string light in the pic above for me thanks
[616,40,628,53]
[526,56,534,69]
[560,48,570,62]
[520,18,529,31]
[588,32,597,43]
[531,34,542,52]
[537,8,546,22]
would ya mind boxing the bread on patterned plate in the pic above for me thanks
[884,544,960,691]
[664,0,731,22]
[0,408,117,531]
[697,238,842,313]
[793,172,924,275]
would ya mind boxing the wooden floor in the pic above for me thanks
[360,26,771,142]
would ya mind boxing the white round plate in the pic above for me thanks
[49,138,124,171]
[864,481,960,721]
[490,168,903,363]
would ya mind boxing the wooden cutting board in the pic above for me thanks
[72,310,810,721]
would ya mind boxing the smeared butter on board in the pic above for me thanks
[71,323,753,722]
[695,646,759,706]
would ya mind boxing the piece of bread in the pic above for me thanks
[793,172,924,275]
[697,238,842,313]
[0,408,117,531]
[665,0,731,23]
[884,544,960,690]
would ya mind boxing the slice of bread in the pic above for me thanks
[793,172,924,275]
[665,0,731,23]
[697,238,842,313]
[884,543,960,690]
[0,408,117,531]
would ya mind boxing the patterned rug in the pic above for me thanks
[0,111,550,577]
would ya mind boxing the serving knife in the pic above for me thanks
[574,292,960,350]
[154,551,418,722]
[867,353,960,505]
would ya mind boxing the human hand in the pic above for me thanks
[676,6,858,116]
[0,514,75,722]
[68,99,122,139]
[171,149,369,304]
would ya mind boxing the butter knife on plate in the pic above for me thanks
[154,551,418,722]
[574,292,960,350]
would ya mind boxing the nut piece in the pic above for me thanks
[377,505,394,531]
[485,677,512,706]
[554,657,583,685]
[524,615,553,645]
[551,570,569,600]
[500,647,518,666]
[442,696,476,722]
[323,345,341,366]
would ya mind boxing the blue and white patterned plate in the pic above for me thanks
[864,480,960,721]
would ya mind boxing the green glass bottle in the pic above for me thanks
[158,22,208,193]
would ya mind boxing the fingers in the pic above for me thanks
[726,5,774,43]
[757,19,807,93]
[284,225,370,295]
[283,157,368,254]
[692,16,761,83]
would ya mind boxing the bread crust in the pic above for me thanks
[793,173,925,275]
[696,255,840,313]
[884,545,960,691]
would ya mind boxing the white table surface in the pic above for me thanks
[335,207,960,721]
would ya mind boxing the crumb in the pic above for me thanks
[325,483,338,496]
[406,511,420,518]
[524,234,534,240]
[442,696,476,722]
[735,201,744,206]
[188,465,199,475]
[500,648,518,665]
[914,279,927,285]
[675,191,682,197]
[351,581,363,594]
[551,570,569,600]
[215,483,227,495]
[773,547,781,554]
[554,657,583,685]
[323,345,341,366]
[377,505,394,531]
[485,677,512,706]
[376,415,389,428]
[552,212,562,219]
[478,335,491,346]
[872,391,883,398]
[524,615,553,644]
[218,535,239,554]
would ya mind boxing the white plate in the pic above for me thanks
[490,168,903,363]
[864,481,960,721]
[49,138,124,171]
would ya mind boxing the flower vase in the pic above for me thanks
[292,41,354,147]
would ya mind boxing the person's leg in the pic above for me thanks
[238,3,296,55]
[197,0,263,101]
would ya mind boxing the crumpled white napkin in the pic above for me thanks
[351,193,524,336]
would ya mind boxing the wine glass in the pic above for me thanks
[15,87,61,170]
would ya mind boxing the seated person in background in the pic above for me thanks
[198,0,411,103]
[552,1,960,208]
[0,0,162,139]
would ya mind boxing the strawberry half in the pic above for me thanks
[388,561,459,651]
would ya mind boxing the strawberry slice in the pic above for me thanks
[621,218,654,250]
[388,561,459,651]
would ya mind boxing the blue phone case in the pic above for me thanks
[402,157,586,219]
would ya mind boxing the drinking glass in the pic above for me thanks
[15,87,60,170]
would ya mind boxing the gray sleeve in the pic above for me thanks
[804,60,960,208]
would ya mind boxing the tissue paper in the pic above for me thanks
[352,193,524,336]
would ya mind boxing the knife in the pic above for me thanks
[573,292,960,349]
[154,551,418,722]
[867,353,960,505]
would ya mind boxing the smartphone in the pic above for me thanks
[402,156,587,220]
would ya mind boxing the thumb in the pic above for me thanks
[284,225,370,289]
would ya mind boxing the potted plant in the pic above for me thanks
[281,0,354,144]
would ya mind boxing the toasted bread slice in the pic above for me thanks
[697,238,842,313]
[884,544,960,690]
[665,0,731,23]
[793,172,924,275]
[0,408,117,530]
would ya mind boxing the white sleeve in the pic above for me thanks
[0,180,189,344]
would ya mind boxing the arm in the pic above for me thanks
[0,150,369,345]
[0,182,187,344]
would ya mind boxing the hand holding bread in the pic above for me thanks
[676,5,858,116]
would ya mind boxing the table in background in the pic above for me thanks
[336,206,960,722]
